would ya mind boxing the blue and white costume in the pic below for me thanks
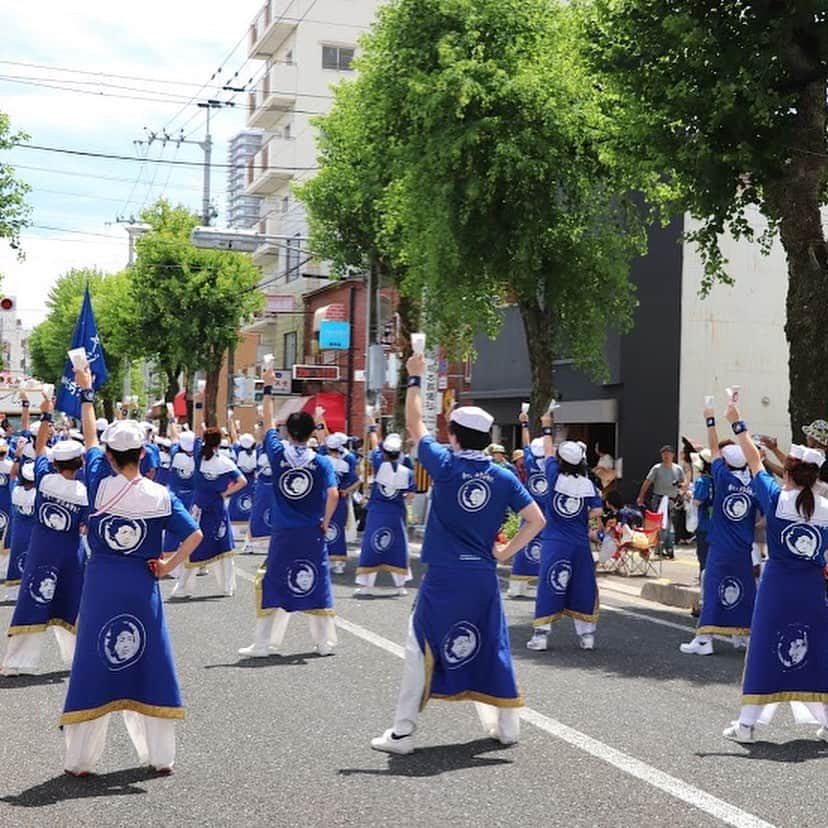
[240,431,337,657]
[139,439,160,480]
[531,444,603,648]
[164,434,196,553]
[5,466,36,600]
[172,442,242,598]
[508,437,547,595]
[155,438,172,488]
[356,441,415,591]
[2,450,88,673]
[0,450,14,561]
[324,434,359,573]
[228,436,257,523]
[246,448,275,544]
[61,427,199,775]
[727,461,828,735]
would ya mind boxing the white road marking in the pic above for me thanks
[233,563,774,828]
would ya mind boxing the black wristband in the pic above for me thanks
[262,385,273,396]
[542,427,554,436]
[80,388,95,405]
[368,425,377,433]
[40,412,53,423]
[705,417,715,428]
[407,376,422,388]
[20,401,29,408]
[195,402,203,410]
[521,422,530,429]
[315,424,325,431]
[732,420,748,435]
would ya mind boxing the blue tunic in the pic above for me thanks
[698,459,758,636]
[416,437,532,706]
[7,455,88,636]
[61,446,198,725]
[228,445,257,522]
[140,442,160,479]
[740,472,828,705]
[326,453,358,561]
[257,432,337,615]
[511,451,547,580]
[6,481,36,587]
[0,457,13,550]
[357,449,414,576]
[164,443,196,553]
[248,449,275,540]
[156,447,172,488]
[534,459,603,627]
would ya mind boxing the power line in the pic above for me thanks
[0,72,205,100]
[30,224,124,240]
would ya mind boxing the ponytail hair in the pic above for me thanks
[784,457,819,521]
[201,427,222,461]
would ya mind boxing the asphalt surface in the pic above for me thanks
[0,535,825,827]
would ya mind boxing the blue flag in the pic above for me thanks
[56,287,109,418]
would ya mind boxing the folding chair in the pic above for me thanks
[611,511,662,577]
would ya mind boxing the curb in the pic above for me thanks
[640,580,699,610]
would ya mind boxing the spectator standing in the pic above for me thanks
[636,445,686,558]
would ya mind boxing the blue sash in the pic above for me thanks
[8,525,85,634]
[326,497,349,560]
[248,474,274,539]
[258,526,333,614]
[188,499,235,566]
[415,567,522,707]
[61,554,183,724]
[742,559,828,704]
[357,501,408,575]
[697,542,755,636]
[228,479,255,522]
[533,539,598,626]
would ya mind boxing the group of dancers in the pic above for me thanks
[1,359,826,772]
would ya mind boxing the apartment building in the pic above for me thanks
[226,130,264,229]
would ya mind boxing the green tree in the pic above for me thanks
[300,0,646,416]
[27,268,137,418]
[0,113,31,255]
[130,200,263,426]
[579,0,828,431]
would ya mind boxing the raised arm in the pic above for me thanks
[35,393,53,457]
[404,354,428,443]
[725,403,763,476]
[227,409,239,444]
[262,368,276,431]
[540,411,555,458]
[19,390,30,433]
[519,411,532,448]
[76,367,99,449]
[704,404,722,460]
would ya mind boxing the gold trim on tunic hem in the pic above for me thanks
[184,550,236,569]
[4,579,20,586]
[8,619,76,636]
[509,575,537,583]
[697,625,751,636]
[534,597,600,627]
[429,691,524,708]
[741,691,828,705]
[60,700,185,725]
[356,564,409,576]
[328,555,347,562]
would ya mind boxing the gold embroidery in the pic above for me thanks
[356,564,410,576]
[60,699,185,726]
[8,618,76,636]
[697,625,751,637]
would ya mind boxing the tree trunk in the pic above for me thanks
[204,364,221,428]
[517,299,557,431]
[765,74,828,434]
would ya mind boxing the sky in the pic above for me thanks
[0,0,265,328]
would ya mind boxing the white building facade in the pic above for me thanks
[227,130,264,229]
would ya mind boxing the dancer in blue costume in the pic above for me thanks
[371,354,545,755]
[680,401,759,656]
[62,373,202,775]
[1,392,88,675]
[507,413,548,597]
[0,439,15,574]
[527,410,604,652]
[155,437,172,488]
[720,401,828,743]
[238,370,338,658]
[227,428,258,523]
[5,458,36,601]
[321,432,360,575]
[164,429,197,555]
[139,423,160,481]
[243,445,276,552]
[170,427,246,599]
[355,422,415,595]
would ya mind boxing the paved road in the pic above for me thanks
[0,539,824,827]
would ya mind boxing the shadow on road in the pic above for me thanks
[0,670,70,689]
[203,651,323,669]
[696,739,828,763]
[338,738,513,778]
[166,595,227,604]
[1,767,162,807]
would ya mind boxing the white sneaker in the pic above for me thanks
[679,637,713,655]
[526,633,548,651]
[370,728,415,755]
[169,585,192,599]
[485,726,519,746]
[332,563,346,575]
[353,587,368,596]
[579,634,595,650]
[316,642,334,657]
[237,644,269,658]
[816,727,827,742]
[731,636,749,650]
[723,722,754,743]
[397,588,408,597]
[223,589,235,598]
[197,566,208,576]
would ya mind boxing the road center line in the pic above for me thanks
[232,565,774,828]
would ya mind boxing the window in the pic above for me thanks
[322,45,355,71]
[285,233,301,282]
[281,195,290,214]
[284,331,297,368]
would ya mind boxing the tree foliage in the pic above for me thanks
[0,113,31,256]
[130,201,263,425]
[578,0,828,429]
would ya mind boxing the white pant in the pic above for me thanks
[392,619,520,742]
[507,580,528,597]
[534,618,596,636]
[64,712,176,774]
[2,626,75,672]
[250,608,337,651]
[356,570,411,588]
[176,556,236,596]
[5,585,18,601]
[739,702,828,728]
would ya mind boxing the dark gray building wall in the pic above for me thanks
[465,215,685,501]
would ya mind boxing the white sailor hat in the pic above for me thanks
[156,436,172,449]
[68,429,84,443]
[139,421,154,434]
[20,462,35,482]
[558,441,586,465]
[28,420,41,435]
[382,433,403,453]
[178,432,195,452]
[450,406,494,434]
[530,437,545,458]
[790,444,826,467]
[239,433,256,449]
[21,439,36,459]
[721,444,747,468]
[52,440,84,461]
[220,438,230,448]
[95,417,109,432]
[326,432,347,450]
[102,420,145,452]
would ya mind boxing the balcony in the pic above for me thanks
[252,219,282,268]
[245,137,297,196]
[248,0,305,60]
[246,62,298,130]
